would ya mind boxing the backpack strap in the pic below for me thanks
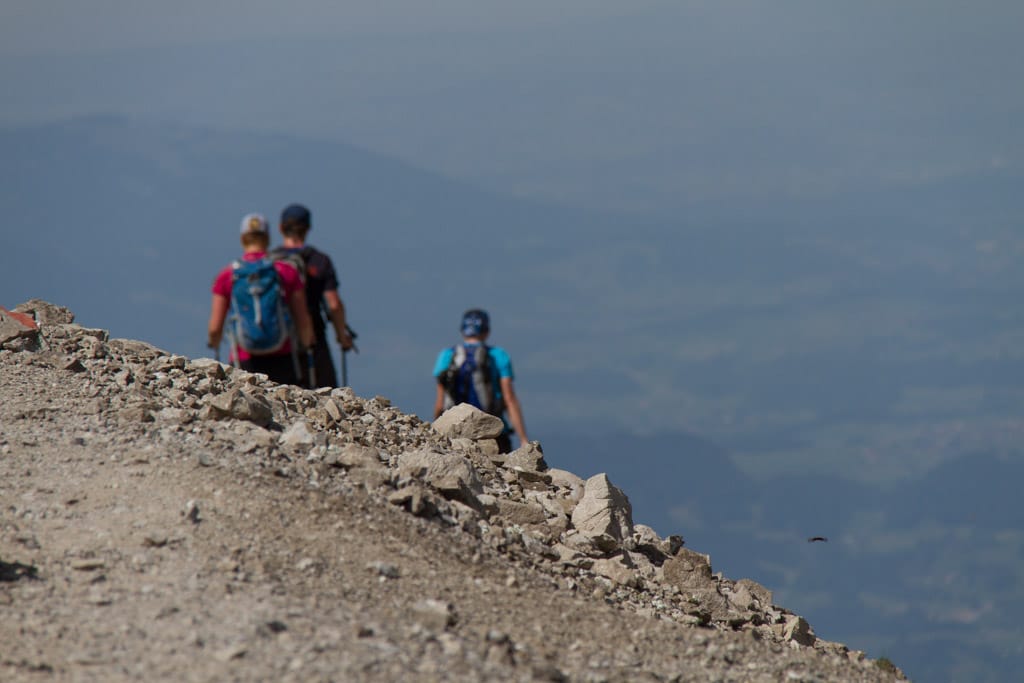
[478,344,499,414]
[452,343,466,369]
[270,247,307,285]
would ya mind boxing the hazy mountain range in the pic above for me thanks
[4,6,1021,213]
[2,116,1022,681]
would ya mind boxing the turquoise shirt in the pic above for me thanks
[434,343,515,430]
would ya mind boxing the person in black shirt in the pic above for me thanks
[272,203,354,388]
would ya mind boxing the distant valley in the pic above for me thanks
[2,116,1022,681]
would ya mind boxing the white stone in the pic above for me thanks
[432,403,504,440]
[570,473,634,548]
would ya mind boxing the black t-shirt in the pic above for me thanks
[274,245,340,338]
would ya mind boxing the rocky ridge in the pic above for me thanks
[0,300,905,681]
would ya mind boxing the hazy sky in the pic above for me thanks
[0,1,663,54]
[3,1,1022,210]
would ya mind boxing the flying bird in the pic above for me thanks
[807,536,828,543]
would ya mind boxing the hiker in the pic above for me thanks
[207,212,315,385]
[270,203,354,388]
[433,309,528,453]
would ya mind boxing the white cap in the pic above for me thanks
[239,212,269,235]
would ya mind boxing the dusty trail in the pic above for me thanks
[0,301,904,682]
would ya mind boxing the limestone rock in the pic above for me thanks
[411,599,457,631]
[397,449,483,507]
[590,552,639,587]
[0,306,39,349]
[205,388,273,426]
[449,438,477,453]
[388,485,431,516]
[548,468,584,494]
[632,524,684,563]
[782,615,816,646]
[279,420,317,448]
[551,542,589,566]
[105,339,164,362]
[187,357,228,380]
[504,441,547,472]
[476,493,499,516]
[570,473,634,549]
[119,404,155,423]
[322,397,346,423]
[331,444,383,469]
[495,499,548,526]
[476,439,500,456]
[432,403,504,440]
[662,548,715,591]
[562,531,602,557]
[13,299,75,325]
[733,578,773,610]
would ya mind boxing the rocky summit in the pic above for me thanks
[0,300,906,682]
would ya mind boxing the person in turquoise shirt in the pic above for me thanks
[433,309,528,453]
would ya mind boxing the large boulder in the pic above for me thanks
[432,403,504,440]
[570,473,634,550]
[398,449,484,508]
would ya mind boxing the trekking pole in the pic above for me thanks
[225,327,241,369]
[306,347,317,389]
[341,325,358,387]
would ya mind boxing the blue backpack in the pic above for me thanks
[441,343,501,415]
[228,258,291,355]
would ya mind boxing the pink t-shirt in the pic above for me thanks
[212,252,303,361]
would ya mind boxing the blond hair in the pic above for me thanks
[240,231,269,250]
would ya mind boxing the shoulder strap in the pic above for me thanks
[478,344,493,381]
[269,248,306,284]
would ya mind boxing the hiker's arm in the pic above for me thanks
[500,376,528,444]
[288,290,316,349]
[433,381,446,419]
[323,289,353,351]
[207,294,229,348]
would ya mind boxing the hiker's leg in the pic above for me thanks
[313,343,338,388]
[496,433,513,454]
[243,354,301,386]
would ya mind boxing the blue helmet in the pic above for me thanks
[461,309,490,337]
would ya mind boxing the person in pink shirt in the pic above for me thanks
[207,213,315,385]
